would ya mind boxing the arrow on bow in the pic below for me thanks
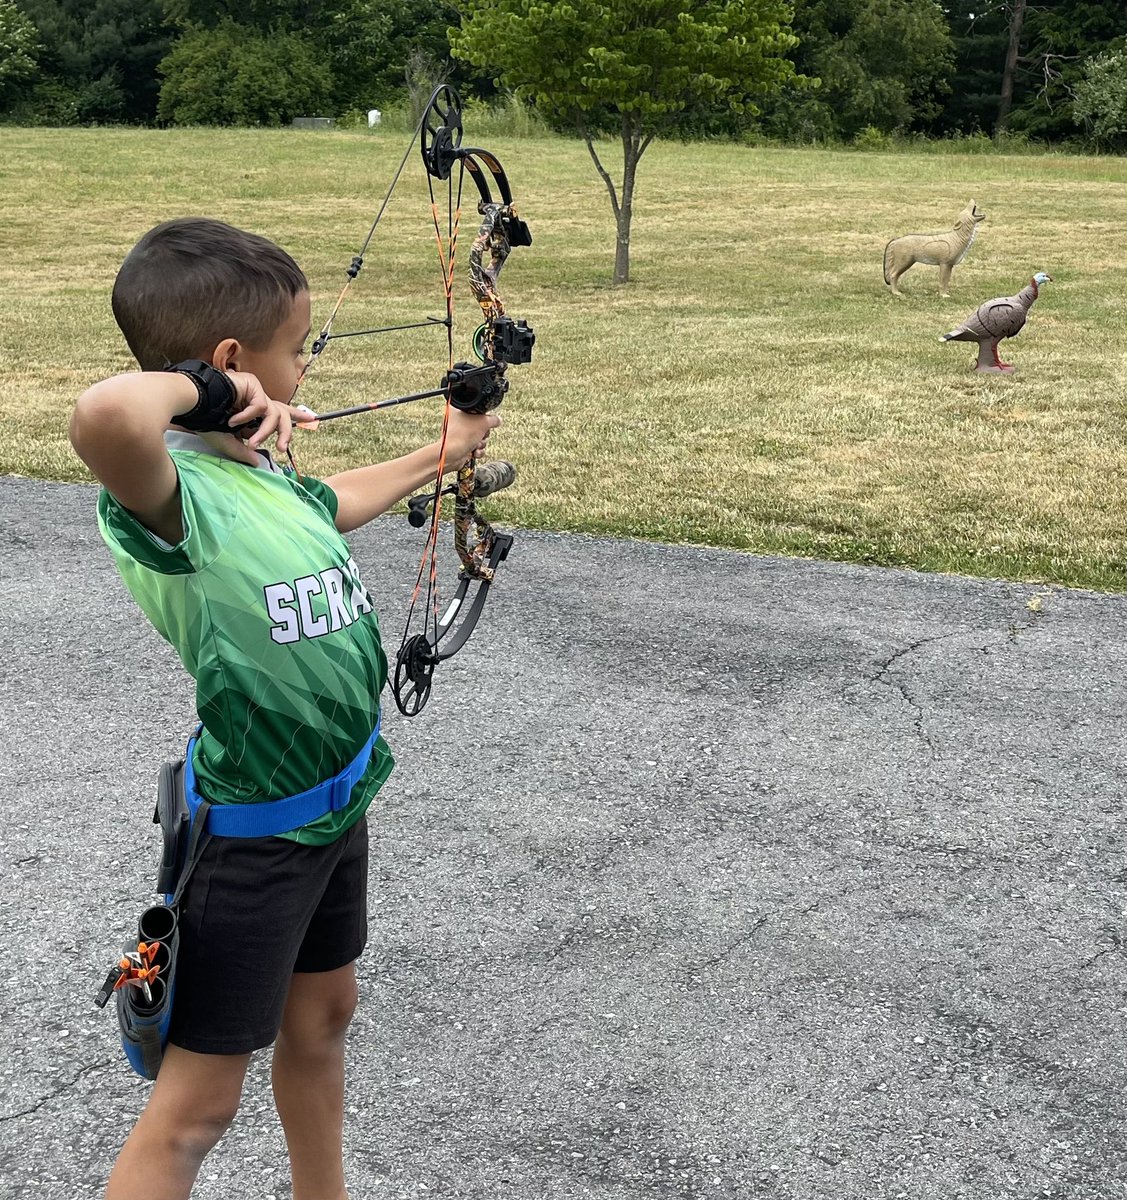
[290,84,535,717]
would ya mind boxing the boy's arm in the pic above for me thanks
[69,370,289,544]
[326,409,500,533]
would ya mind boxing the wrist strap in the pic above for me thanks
[165,360,237,433]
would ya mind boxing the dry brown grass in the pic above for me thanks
[2,127,1125,589]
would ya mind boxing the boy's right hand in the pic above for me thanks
[220,372,293,456]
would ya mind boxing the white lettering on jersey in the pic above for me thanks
[295,575,329,638]
[322,568,350,632]
[265,561,374,644]
[264,582,300,644]
[345,557,373,616]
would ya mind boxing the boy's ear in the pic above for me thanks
[211,338,243,372]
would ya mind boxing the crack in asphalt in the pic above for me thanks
[868,633,961,756]
[1079,936,1125,970]
[865,604,1053,759]
[0,1059,117,1121]
[681,913,769,976]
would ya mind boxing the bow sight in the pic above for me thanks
[476,314,535,366]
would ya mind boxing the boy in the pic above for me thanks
[69,217,499,1200]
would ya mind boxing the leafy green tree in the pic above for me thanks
[341,0,465,108]
[319,0,488,114]
[157,19,332,125]
[290,0,399,113]
[13,0,171,122]
[452,0,797,285]
[161,0,472,114]
[943,0,1127,139]
[1008,0,1127,140]
[937,0,1005,135]
[161,0,308,30]
[1073,46,1127,152]
[0,0,38,108]
[759,0,953,142]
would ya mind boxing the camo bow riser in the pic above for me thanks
[453,202,519,583]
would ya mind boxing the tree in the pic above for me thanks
[452,0,797,285]
[1008,0,1127,140]
[0,0,38,108]
[943,0,1127,140]
[994,0,1024,131]
[157,19,332,125]
[1073,46,1127,152]
[13,0,171,123]
[350,0,467,108]
[759,0,953,142]
[160,0,474,115]
[160,0,310,30]
[938,0,1006,135]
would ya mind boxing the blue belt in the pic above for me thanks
[183,712,381,838]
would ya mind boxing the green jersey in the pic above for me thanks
[98,435,393,845]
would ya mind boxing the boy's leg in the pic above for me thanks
[272,963,359,1200]
[105,1045,251,1200]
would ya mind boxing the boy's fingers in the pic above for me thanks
[225,373,269,420]
[228,385,274,432]
[227,401,267,427]
[275,409,293,453]
[245,402,293,452]
[264,406,293,453]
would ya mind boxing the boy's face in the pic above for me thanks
[235,290,312,404]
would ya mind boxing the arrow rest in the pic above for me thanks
[443,360,508,412]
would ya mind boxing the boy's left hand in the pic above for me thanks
[443,409,500,469]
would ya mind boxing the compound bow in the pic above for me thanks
[292,85,534,717]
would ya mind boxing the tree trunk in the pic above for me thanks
[583,115,654,285]
[996,0,1026,132]
[614,134,637,285]
[613,118,653,285]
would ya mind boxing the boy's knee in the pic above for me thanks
[281,970,358,1047]
[171,1104,240,1157]
[311,984,358,1041]
[135,1091,240,1166]
[143,1046,248,1154]
[332,989,358,1031]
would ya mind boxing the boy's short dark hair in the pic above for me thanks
[112,218,308,370]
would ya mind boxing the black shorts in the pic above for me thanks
[167,816,369,1055]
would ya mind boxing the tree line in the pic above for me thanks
[0,0,1124,150]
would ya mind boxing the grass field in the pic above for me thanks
[2,126,1125,590]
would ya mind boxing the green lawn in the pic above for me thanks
[2,126,1125,590]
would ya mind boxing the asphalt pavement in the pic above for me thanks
[1,474,1125,1200]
